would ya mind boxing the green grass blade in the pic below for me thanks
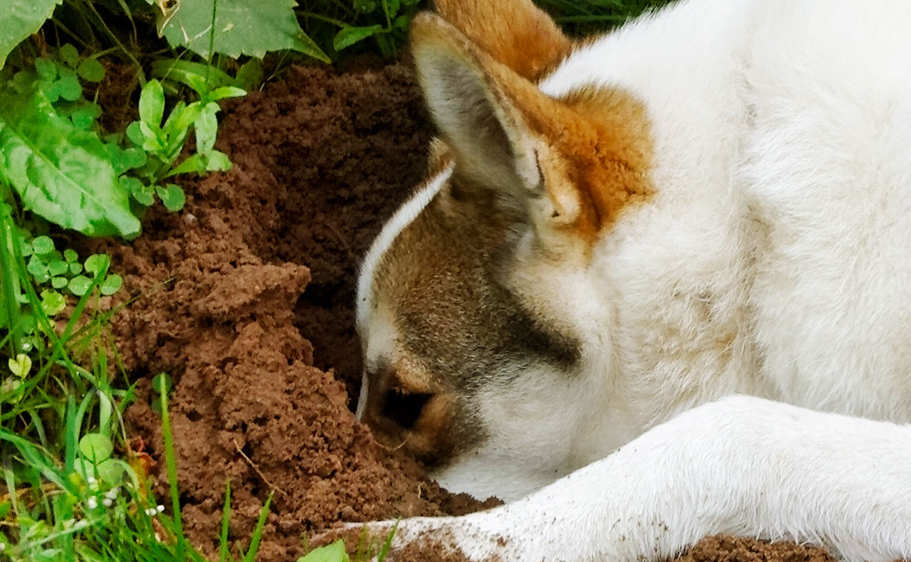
[243,492,273,562]
[160,382,185,558]
[0,194,23,352]
[219,479,232,562]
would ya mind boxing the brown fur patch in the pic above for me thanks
[411,15,653,246]
[485,60,654,244]
[430,0,572,82]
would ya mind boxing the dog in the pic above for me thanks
[349,0,911,559]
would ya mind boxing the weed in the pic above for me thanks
[297,522,398,562]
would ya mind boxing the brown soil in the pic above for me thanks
[681,535,835,562]
[82,61,834,562]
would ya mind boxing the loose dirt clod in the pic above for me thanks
[680,535,836,562]
[80,60,834,562]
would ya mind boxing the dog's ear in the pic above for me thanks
[431,0,570,81]
[411,14,653,252]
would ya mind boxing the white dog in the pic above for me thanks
[350,0,911,559]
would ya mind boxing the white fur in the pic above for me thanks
[356,166,453,332]
[355,166,453,421]
[352,0,911,559]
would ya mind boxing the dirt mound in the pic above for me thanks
[81,61,834,562]
[83,62,491,561]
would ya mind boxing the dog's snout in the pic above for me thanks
[380,388,434,431]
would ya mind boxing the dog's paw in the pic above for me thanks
[311,516,507,562]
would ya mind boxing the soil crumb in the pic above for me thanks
[678,535,836,562]
[82,60,837,562]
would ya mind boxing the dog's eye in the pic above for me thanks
[381,389,433,430]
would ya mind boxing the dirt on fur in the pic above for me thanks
[82,61,834,562]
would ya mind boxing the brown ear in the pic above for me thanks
[431,0,571,82]
[411,13,653,249]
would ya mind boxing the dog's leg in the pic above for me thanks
[359,395,911,562]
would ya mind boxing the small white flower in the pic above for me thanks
[86,497,98,510]
[0,542,6,552]
[63,519,76,529]
[156,505,164,513]
[102,498,113,508]
[105,487,119,500]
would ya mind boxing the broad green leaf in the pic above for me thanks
[68,262,82,275]
[150,58,237,93]
[100,274,122,295]
[72,458,93,479]
[208,86,246,101]
[163,100,202,140]
[0,378,23,402]
[68,103,102,130]
[0,88,140,237]
[138,121,163,151]
[334,25,383,52]
[67,275,92,296]
[194,102,219,155]
[95,458,125,485]
[58,44,79,68]
[158,0,330,61]
[76,58,105,82]
[384,0,401,18]
[39,289,65,315]
[297,540,349,562]
[45,69,82,102]
[205,150,232,172]
[79,433,113,463]
[235,59,263,91]
[125,121,145,146]
[50,276,67,289]
[34,59,58,81]
[8,353,31,378]
[63,248,78,262]
[167,154,206,176]
[31,235,55,255]
[0,0,60,69]
[26,256,49,282]
[84,253,110,276]
[156,184,185,212]
[151,372,173,395]
[139,79,165,127]
[106,144,147,173]
[47,259,68,276]
[122,177,155,206]
[393,14,410,30]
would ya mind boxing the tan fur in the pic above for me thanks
[412,16,654,248]
[430,0,571,81]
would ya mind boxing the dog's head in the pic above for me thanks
[355,0,653,501]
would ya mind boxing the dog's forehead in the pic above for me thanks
[355,165,454,342]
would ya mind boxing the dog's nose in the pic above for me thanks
[378,388,434,431]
